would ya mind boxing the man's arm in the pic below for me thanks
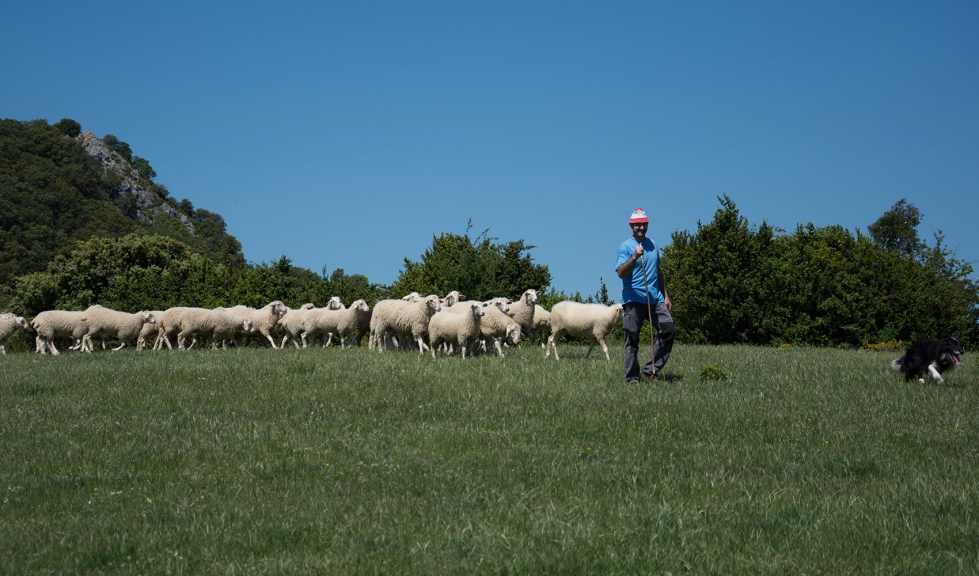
[616,244,644,279]
[658,267,672,311]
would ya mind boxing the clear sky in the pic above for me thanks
[3,1,977,297]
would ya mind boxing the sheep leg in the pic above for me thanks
[584,339,596,359]
[262,333,278,349]
[112,341,127,351]
[546,335,561,360]
[597,337,610,361]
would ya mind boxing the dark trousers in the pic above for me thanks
[623,302,675,380]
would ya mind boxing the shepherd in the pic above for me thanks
[615,207,676,384]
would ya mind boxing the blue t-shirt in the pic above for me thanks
[616,237,664,305]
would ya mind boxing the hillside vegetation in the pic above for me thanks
[0,118,243,292]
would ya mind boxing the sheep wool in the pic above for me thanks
[31,310,91,355]
[276,303,316,349]
[0,314,29,355]
[228,301,287,348]
[545,301,624,361]
[302,299,370,349]
[137,310,167,350]
[478,306,522,357]
[428,302,483,358]
[177,308,254,350]
[529,305,552,348]
[505,289,538,341]
[82,305,156,351]
[369,295,441,353]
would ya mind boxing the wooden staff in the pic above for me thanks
[639,251,656,376]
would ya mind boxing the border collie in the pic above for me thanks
[891,334,964,384]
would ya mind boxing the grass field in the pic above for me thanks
[1,342,977,574]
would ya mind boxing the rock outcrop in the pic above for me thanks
[80,132,196,235]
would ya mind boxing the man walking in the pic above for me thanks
[615,207,675,384]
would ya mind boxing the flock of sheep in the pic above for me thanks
[0,289,626,360]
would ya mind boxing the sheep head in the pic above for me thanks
[327,296,344,310]
[269,301,287,318]
[488,297,510,313]
[523,289,539,305]
[424,295,441,313]
[142,311,156,324]
[352,299,369,312]
[506,323,522,345]
[442,290,466,307]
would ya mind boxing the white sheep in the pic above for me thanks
[227,301,287,348]
[428,302,483,358]
[152,307,204,350]
[137,310,166,351]
[297,297,344,348]
[82,305,156,351]
[440,290,466,308]
[529,305,552,348]
[478,306,522,357]
[176,308,255,350]
[31,310,91,355]
[302,299,370,349]
[545,301,624,361]
[448,297,509,315]
[369,295,442,353]
[276,303,316,349]
[0,314,29,355]
[505,289,538,342]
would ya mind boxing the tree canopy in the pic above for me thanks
[388,221,552,302]
[663,196,978,346]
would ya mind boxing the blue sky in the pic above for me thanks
[4,1,977,297]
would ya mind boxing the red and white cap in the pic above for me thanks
[629,207,648,224]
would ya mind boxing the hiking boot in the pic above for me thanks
[640,372,659,383]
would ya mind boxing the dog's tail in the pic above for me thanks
[890,357,904,372]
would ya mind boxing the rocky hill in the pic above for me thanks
[0,118,244,290]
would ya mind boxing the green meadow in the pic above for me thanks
[1,344,976,574]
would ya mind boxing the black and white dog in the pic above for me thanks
[891,334,964,384]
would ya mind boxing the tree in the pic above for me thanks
[388,221,551,301]
[133,156,157,181]
[868,199,924,257]
[54,118,81,138]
